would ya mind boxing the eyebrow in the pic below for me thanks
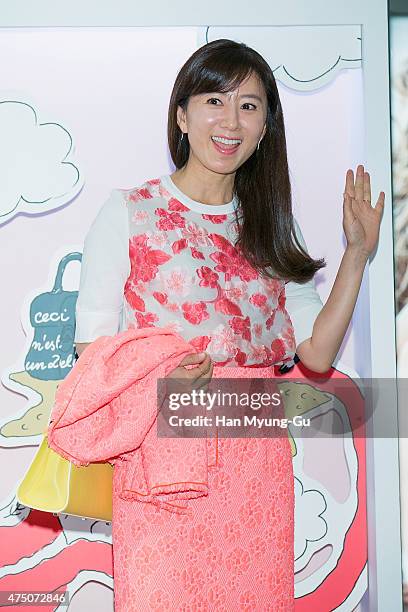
[236,94,263,102]
[203,92,263,103]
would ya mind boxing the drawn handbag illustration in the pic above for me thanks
[16,427,114,522]
[17,252,113,522]
[25,252,82,381]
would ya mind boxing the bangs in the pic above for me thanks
[186,53,258,98]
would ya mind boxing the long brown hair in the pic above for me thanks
[167,38,326,283]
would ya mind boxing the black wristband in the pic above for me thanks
[278,352,300,374]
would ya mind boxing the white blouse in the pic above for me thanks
[74,176,324,348]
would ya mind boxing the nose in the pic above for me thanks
[219,102,240,131]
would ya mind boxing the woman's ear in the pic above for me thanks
[177,105,187,134]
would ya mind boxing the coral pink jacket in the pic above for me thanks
[47,326,278,516]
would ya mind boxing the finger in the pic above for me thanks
[203,361,214,379]
[198,361,214,383]
[198,356,213,376]
[375,192,385,216]
[179,352,207,366]
[345,169,354,197]
[343,193,355,225]
[195,364,214,391]
[355,164,364,201]
[193,370,213,394]
[364,171,371,203]
[190,355,212,381]
[351,197,363,221]
[195,373,213,391]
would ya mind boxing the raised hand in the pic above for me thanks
[343,164,385,257]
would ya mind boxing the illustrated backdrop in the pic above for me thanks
[0,25,376,611]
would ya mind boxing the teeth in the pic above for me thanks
[212,136,241,145]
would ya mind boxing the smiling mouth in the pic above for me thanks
[211,136,242,155]
[211,136,242,147]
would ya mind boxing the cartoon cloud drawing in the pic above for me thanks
[0,99,83,225]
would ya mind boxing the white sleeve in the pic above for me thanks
[74,189,130,343]
[285,218,324,348]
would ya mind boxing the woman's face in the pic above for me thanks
[177,71,268,177]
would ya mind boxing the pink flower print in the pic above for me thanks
[202,510,217,528]
[214,292,243,316]
[206,324,237,358]
[124,279,145,311]
[226,573,240,592]
[248,537,268,563]
[223,520,243,544]
[155,208,186,231]
[259,276,282,303]
[181,301,209,325]
[172,238,188,254]
[248,343,268,363]
[225,547,251,574]
[280,319,296,346]
[278,290,286,308]
[244,476,263,499]
[190,247,205,260]
[163,266,193,297]
[135,543,161,569]
[188,523,214,551]
[147,231,168,248]
[201,213,228,223]
[181,222,211,247]
[133,278,148,294]
[270,338,287,362]
[253,323,263,338]
[147,178,161,186]
[197,274,242,315]
[189,335,211,352]
[207,584,227,608]
[159,184,171,199]
[148,589,171,610]
[238,590,258,610]
[134,311,159,327]
[128,233,172,283]
[152,291,168,305]
[182,565,207,598]
[196,265,219,288]
[161,319,184,333]
[238,499,264,528]
[224,281,248,302]
[208,233,258,282]
[231,439,258,461]
[265,311,276,330]
[166,302,180,313]
[229,316,251,342]
[212,469,231,492]
[168,197,189,212]
[128,187,153,202]
[235,348,248,366]
[131,209,149,224]
[249,293,267,308]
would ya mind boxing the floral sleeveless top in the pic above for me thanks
[120,175,296,368]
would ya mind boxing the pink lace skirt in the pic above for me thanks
[112,363,295,611]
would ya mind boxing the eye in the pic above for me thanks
[206,97,222,105]
[242,102,257,110]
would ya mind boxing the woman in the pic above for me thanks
[74,39,384,610]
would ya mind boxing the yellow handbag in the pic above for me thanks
[16,434,113,522]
